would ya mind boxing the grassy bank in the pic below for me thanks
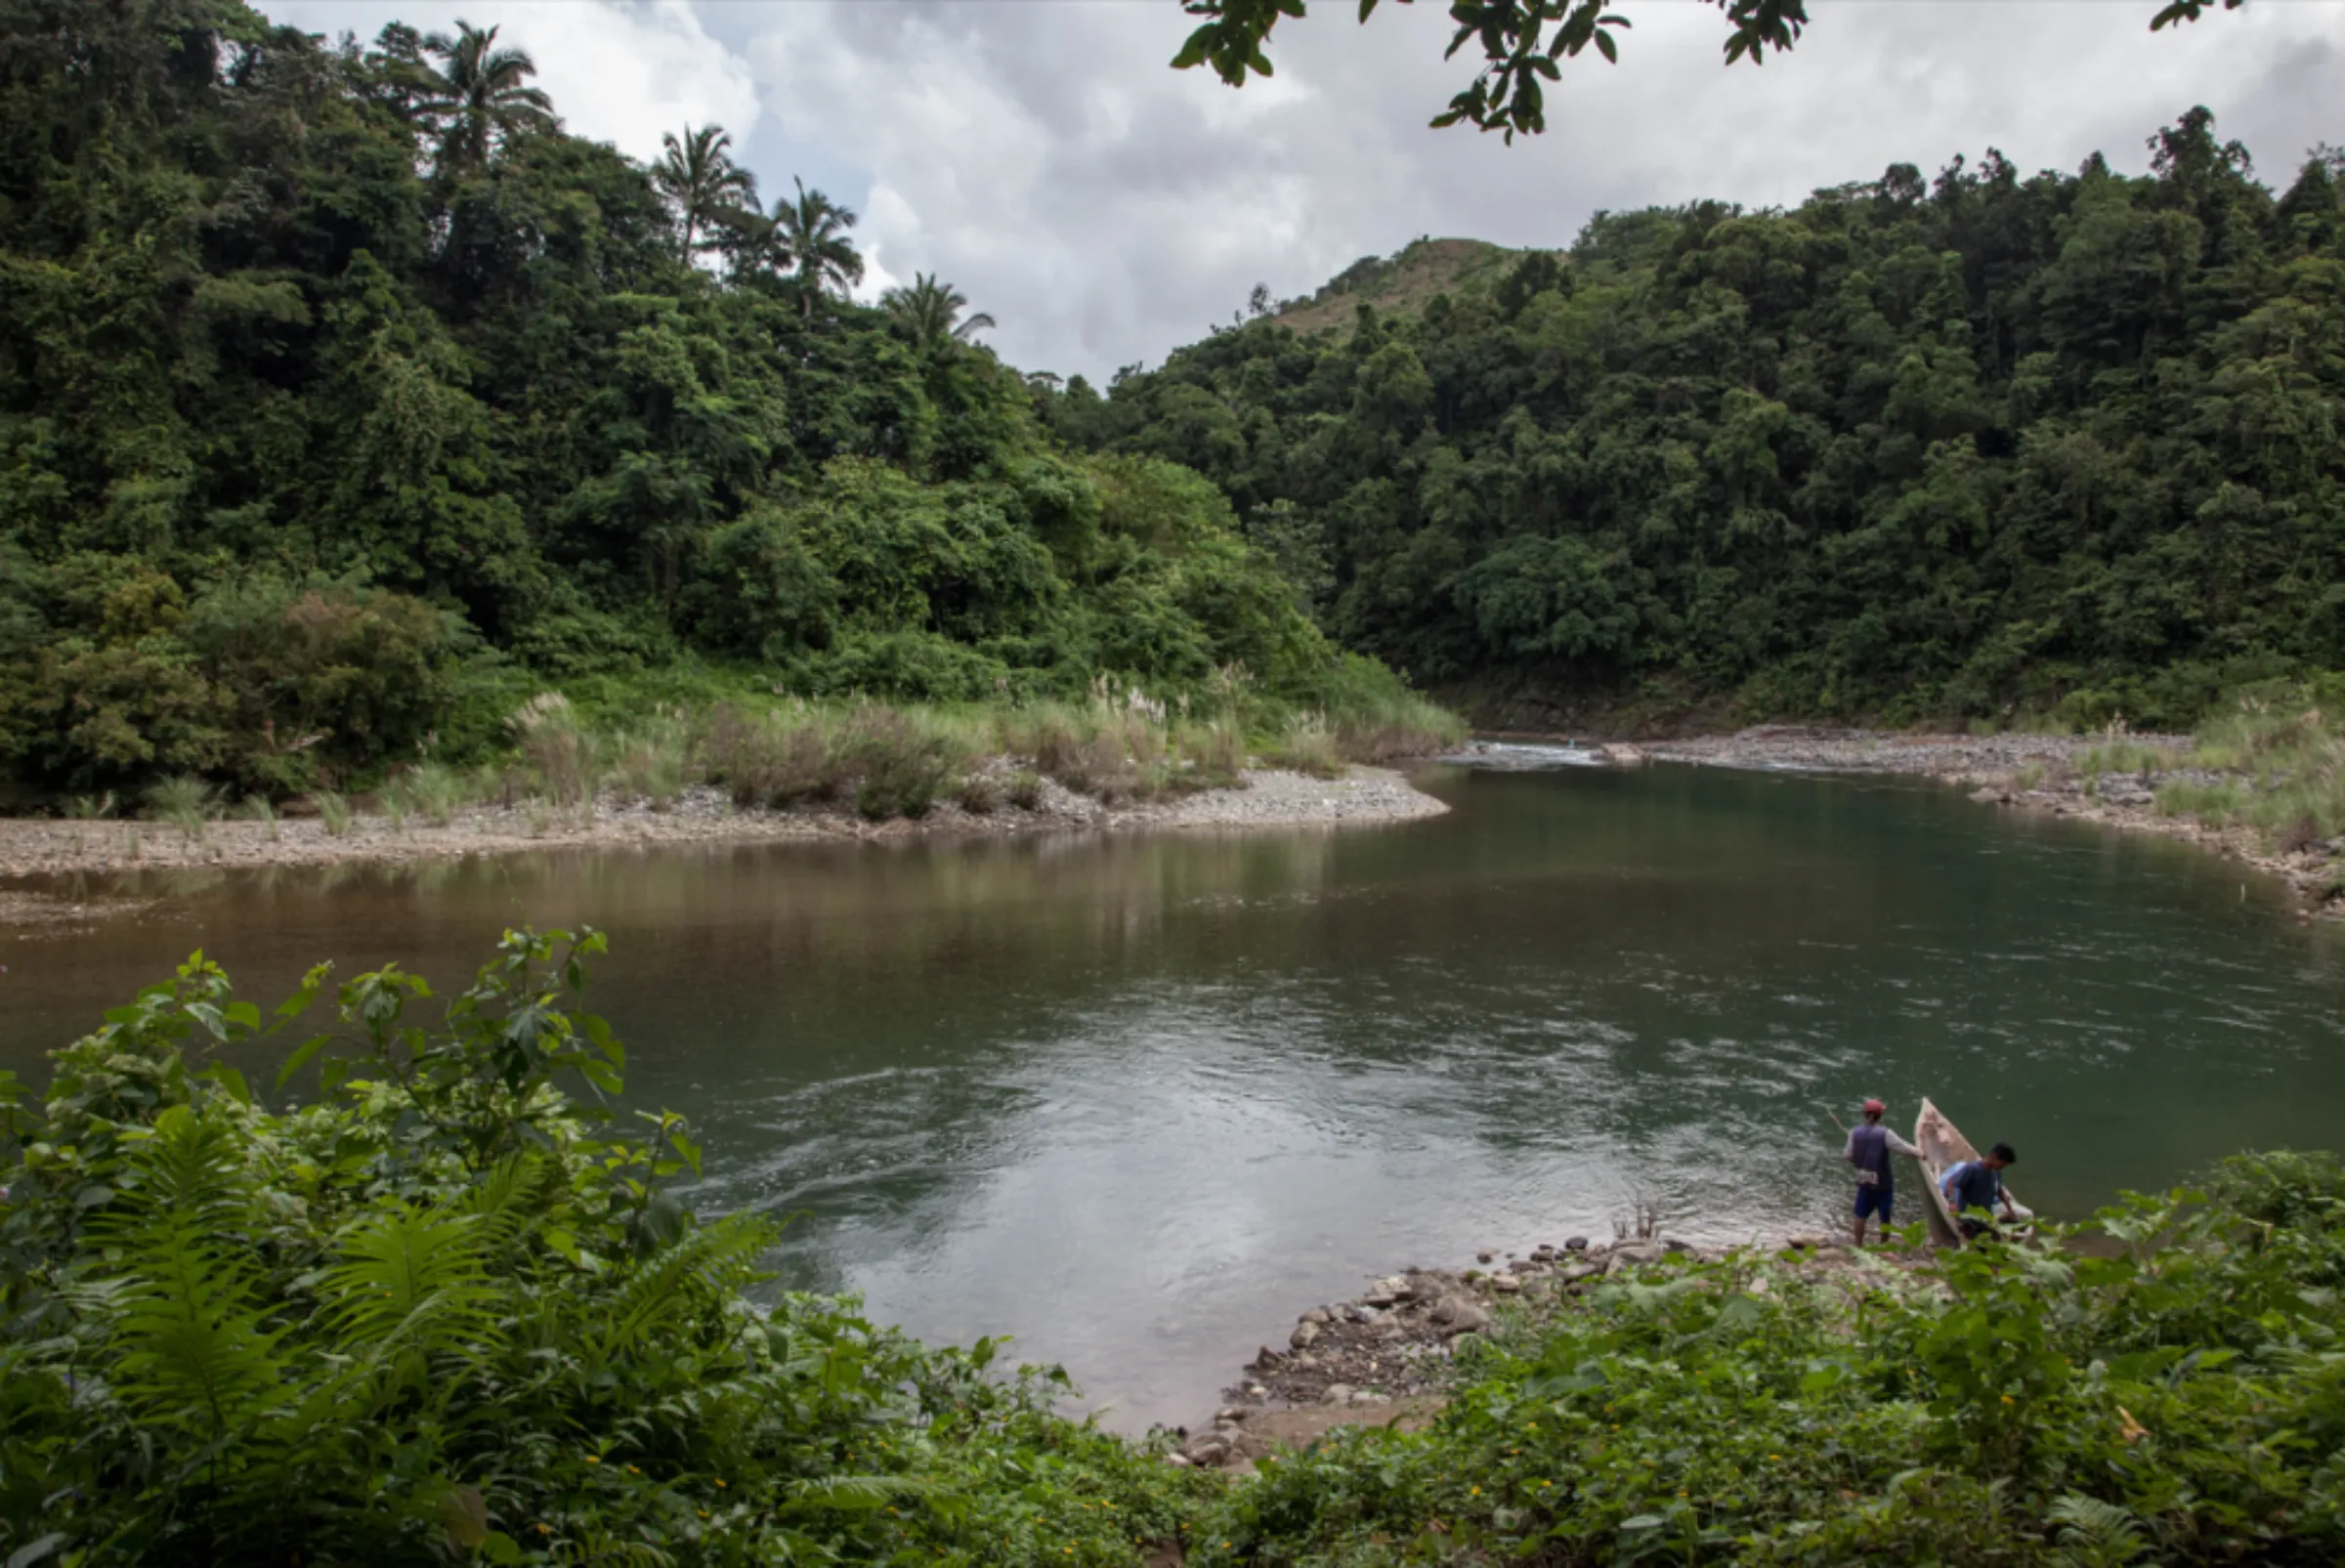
[34,669,1463,835]
[8,933,2345,1565]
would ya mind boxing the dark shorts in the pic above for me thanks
[1854,1183,1895,1221]
[1958,1215,1994,1240]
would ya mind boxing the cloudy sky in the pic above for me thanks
[258,0,2342,380]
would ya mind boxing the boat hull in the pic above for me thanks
[1915,1097,2025,1247]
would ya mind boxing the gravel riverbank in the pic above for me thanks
[0,765,1446,921]
[1175,1227,1924,1471]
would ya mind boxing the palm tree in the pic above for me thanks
[883,273,996,352]
[766,178,864,321]
[653,124,758,259]
[418,21,554,176]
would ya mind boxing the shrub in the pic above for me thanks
[839,705,967,820]
[0,933,1210,1564]
[955,773,1002,814]
[700,702,844,807]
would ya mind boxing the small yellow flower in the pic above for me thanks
[2001,1394,2015,1404]
[698,1510,709,1520]
[584,1456,601,1465]
[714,1478,729,1489]
[534,1524,551,1536]
[1471,1486,1480,1497]
[626,1464,641,1475]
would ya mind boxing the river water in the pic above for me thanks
[5,755,2343,1428]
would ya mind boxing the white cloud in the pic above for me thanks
[724,0,2344,379]
[260,1,2342,380]
[259,0,759,162]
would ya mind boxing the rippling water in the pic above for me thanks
[5,756,2342,1427]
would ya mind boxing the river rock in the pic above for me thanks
[1607,1242,1666,1273]
[1559,1262,1602,1285]
[1290,1321,1320,1350]
[1476,1250,1495,1264]
[1215,1407,1247,1426]
[1490,1273,1522,1293]
[1183,1432,1234,1467]
[1601,742,1647,766]
[1350,1390,1386,1408]
[1322,1383,1355,1406]
[1431,1296,1490,1335]
[1564,1236,1590,1250]
[1300,1307,1331,1325]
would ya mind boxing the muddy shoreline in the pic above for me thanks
[0,765,1446,920]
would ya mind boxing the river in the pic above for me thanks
[4,753,2342,1428]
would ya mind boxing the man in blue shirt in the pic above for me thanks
[1940,1143,2019,1239]
[1846,1097,1922,1246]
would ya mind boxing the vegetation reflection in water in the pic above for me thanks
[4,762,2345,1430]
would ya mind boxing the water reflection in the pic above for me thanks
[4,765,2343,1427]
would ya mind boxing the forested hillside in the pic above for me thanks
[0,0,1405,807]
[1061,113,2345,731]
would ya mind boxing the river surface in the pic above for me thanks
[5,756,2343,1428]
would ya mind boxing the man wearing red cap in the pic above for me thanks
[1846,1098,1922,1246]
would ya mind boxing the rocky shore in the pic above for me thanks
[1172,1228,1910,1471]
[0,765,1446,918]
[1471,727,2344,919]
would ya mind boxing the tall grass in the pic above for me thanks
[1325,687,1466,763]
[316,789,353,837]
[1261,711,1343,778]
[700,701,977,820]
[611,711,692,809]
[236,794,281,842]
[510,692,600,812]
[2155,695,2345,854]
[405,762,469,826]
[145,776,219,842]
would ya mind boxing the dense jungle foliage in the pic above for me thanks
[8,931,2345,1565]
[0,0,1415,810]
[1063,110,2345,732]
[0,931,1211,1564]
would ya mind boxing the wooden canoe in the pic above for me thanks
[1915,1097,2030,1246]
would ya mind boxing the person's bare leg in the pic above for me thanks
[1852,1215,1867,1247]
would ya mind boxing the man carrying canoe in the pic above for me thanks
[1846,1097,1922,1246]
[1940,1143,2020,1239]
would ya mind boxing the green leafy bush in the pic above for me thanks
[1180,1165,2345,1566]
[0,932,1206,1566]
